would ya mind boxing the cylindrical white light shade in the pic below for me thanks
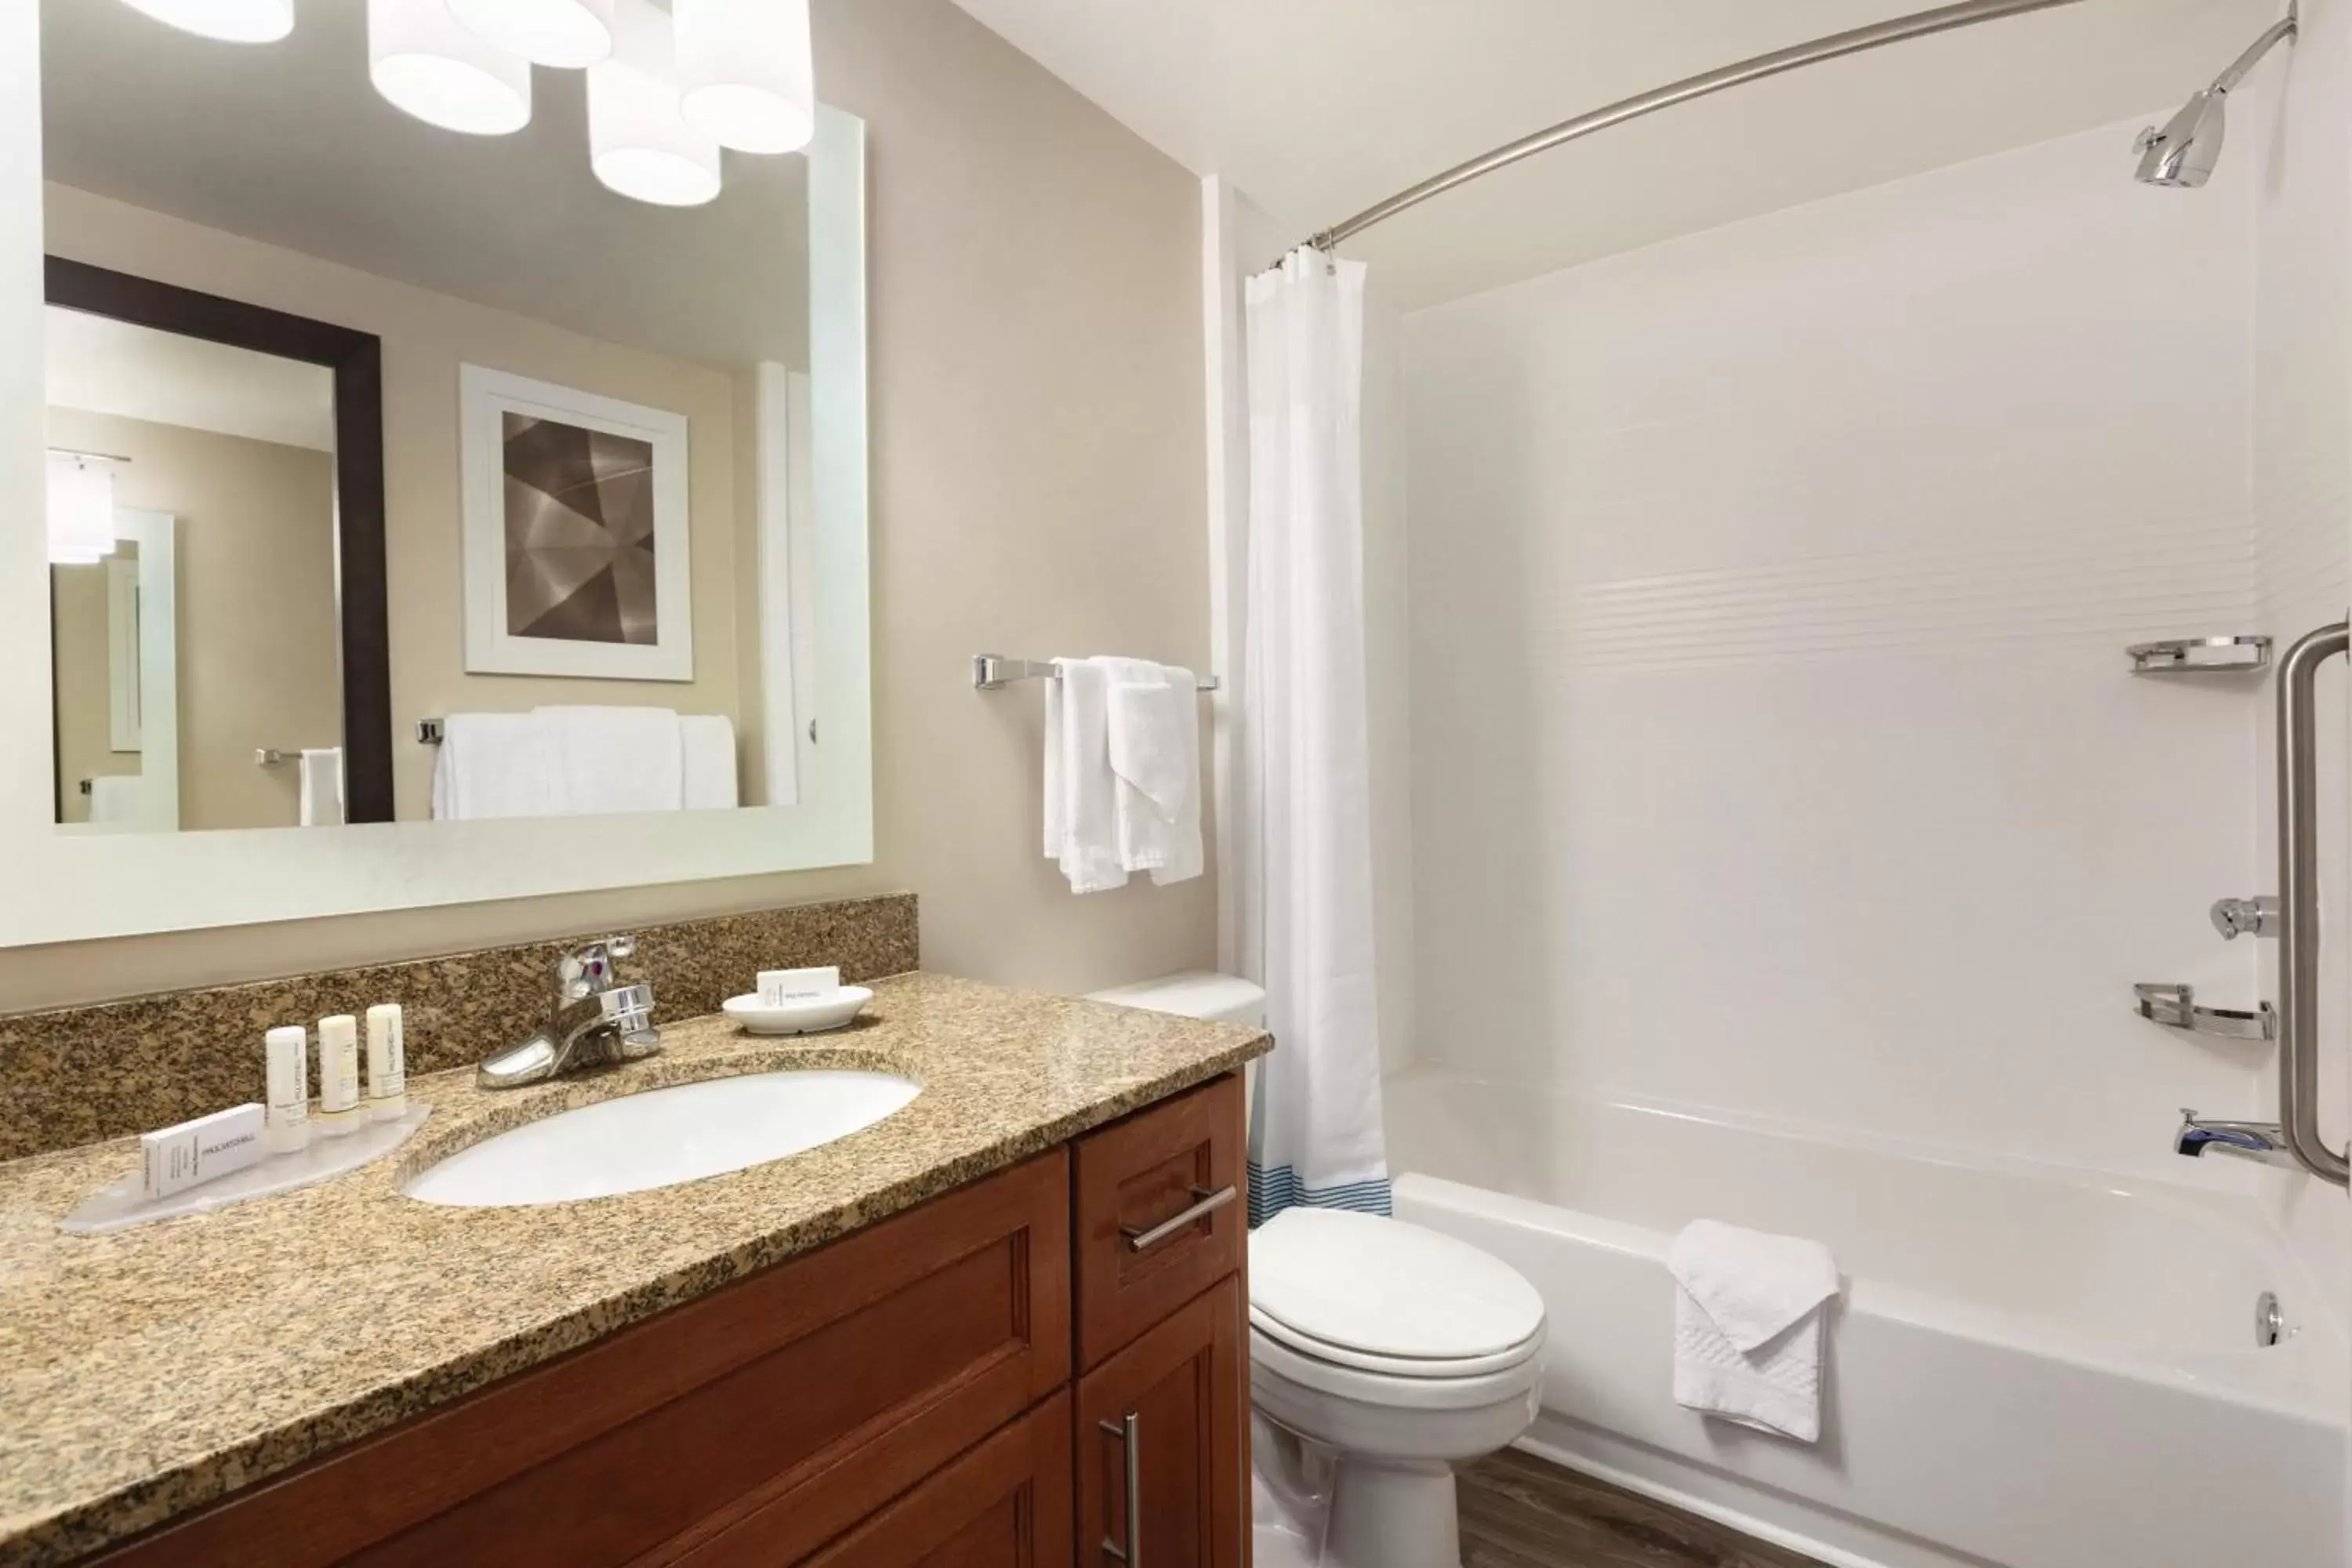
[587,0,723,207]
[447,0,614,71]
[114,0,294,44]
[675,0,815,155]
[45,455,117,566]
[368,0,531,136]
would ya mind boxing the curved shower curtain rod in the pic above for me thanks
[1275,0,2092,267]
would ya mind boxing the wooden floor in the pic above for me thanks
[1458,1449,1824,1568]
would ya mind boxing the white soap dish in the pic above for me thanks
[724,987,874,1036]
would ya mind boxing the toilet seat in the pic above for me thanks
[1249,1207,1547,1377]
[1249,1304,1544,1379]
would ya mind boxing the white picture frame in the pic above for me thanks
[458,365,695,682]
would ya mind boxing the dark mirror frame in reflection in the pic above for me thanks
[45,256,394,822]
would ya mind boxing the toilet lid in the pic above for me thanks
[1249,1209,1545,1370]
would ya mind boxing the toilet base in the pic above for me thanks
[1254,1414,1468,1568]
[1324,1457,1462,1568]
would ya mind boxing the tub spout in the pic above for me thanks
[2176,1110,2297,1168]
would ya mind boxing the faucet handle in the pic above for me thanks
[557,935,640,1000]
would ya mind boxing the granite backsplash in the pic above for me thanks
[0,893,918,1162]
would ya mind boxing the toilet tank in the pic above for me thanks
[1085,970,1267,1028]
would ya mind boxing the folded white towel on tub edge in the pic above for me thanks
[1668,1218,1842,1443]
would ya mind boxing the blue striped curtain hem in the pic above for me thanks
[1247,1160,1392,1228]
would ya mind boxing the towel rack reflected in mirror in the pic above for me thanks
[971,654,1219,692]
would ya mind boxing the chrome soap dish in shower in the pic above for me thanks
[2134,982,2277,1042]
[2126,636,2271,674]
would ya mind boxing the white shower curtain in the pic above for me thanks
[1239,246,1388,1224]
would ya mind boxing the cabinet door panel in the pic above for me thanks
[1076,1277,1243,1568]
[792,1393,1073,1568]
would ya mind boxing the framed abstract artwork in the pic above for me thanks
[459,365,693,681]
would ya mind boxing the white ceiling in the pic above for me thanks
[46,307,337,452]
[40,0,810,369]
[948,0,2287,309]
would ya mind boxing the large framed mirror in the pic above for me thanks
[0,0,871,945]
[45,256,396,827]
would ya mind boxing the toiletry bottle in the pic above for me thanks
[317,1014,362,1137]
[264,1025,311,1155]
[366,1003,408,1123]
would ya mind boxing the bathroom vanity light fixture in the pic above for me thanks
[44,451,122,567]
[120,0,815,208]
[368,0,532,136]
[675,0,816,154]
[447,0,616,70]
[114,0,293,44]
[588,0,725,207]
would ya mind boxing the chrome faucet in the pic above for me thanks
[477,935,661,1090]
[2175,1109,2297,1169]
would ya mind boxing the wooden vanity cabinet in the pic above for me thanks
[88,1071,1249,1568]
[1076,1277,1244,1568]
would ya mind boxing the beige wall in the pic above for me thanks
[48,409,342,832]
[0,0,1213,1011]
[48,549,137,823]
[44,184,750,822]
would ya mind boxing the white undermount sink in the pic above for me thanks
[401,1070,922,1208]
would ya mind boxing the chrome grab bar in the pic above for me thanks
[1098,1413,1142,1564]
[2277,620,2350,1186]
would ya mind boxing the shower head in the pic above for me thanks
[2134,8,2296,189]
[2133,89,2227,188]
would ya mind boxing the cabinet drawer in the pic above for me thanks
[789,1392,1073,1567]
[93,1152,1073,1568]
[1073,1073,1244,1369]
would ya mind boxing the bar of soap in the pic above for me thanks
[140,1104,267,1201]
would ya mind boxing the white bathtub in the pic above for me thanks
[1385,1068,2348,1568]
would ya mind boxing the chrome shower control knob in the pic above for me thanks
[2210,895,2279,940]
[2132,125,2165,155]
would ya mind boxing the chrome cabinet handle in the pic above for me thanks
[1120,1184,1237,1253]
[1098,1412,1142,1565]
[2277,621,2350,1187]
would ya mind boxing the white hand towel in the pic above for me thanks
[1667,1219,1841,1443]
[86,775,143,825]
[298,747,345,827]
[681,715,740,810]
[1099,659,1203,887]
[1146,666,1203,887]
[1101,658,1189,874]
[1047,658,1127,894]
[536,706,684,817]
[430,713,553,822]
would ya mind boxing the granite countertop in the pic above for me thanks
[0,971,1270,1566]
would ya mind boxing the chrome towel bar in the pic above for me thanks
[971,654,1218,693]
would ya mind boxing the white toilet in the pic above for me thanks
[1086,971,1549,1568]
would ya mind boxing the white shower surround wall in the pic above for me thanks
[1390,1073,2347,1568]
[1401,113,2268,1187]
[1392,91,2352,1568]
